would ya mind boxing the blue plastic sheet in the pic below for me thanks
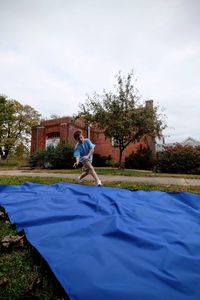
[0,182,200,300]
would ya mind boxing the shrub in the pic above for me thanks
[93,154,113,167]
[29,150,46,168]
[156,145,200,174]
[29,142,74,169]
[125,146,153,170]
[45,143,74,169]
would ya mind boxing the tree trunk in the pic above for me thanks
[0,147,3,160]
[3,147,10,160]
[118,149,123,168]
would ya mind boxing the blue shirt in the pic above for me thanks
[74,138,95,163]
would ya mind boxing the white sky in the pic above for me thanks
[0,0,199,142]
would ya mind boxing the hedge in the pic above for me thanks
[156,145,200,174]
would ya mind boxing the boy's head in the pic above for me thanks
[73,129,84,143]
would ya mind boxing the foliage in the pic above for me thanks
[93,154,113,167]
[0,95,41,160]
[77,71,166,167]
[45,143,74,169]
[125,146,154,170]
[10,142,30,159]
[29,149,46,168]
[29,142,74,169]
[50,114,61,119]
[156,145,200,174]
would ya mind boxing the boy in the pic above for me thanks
[73,129,103,186]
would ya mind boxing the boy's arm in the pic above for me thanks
[73,156,80,168]
[83,147,94,160]
[73,145,80,168]
[82,139,95,160]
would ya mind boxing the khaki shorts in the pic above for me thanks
[82,159,92,172]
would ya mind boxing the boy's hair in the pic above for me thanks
[73,129,82,140]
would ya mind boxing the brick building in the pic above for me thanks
[31,100,156,163]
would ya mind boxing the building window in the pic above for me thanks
[47,132,60,139]
[112,137,120,147]
[46,132,60,148]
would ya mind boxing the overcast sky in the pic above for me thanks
[0,0,199,142]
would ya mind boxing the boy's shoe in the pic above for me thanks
[76,176,83,183]
[96,181,103,187]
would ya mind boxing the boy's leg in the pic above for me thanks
[79,169,89,180]
[84,161,102,185]
[76,163,90,182]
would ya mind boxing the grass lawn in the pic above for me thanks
[0,213,68,300]
[0,159,27,169]
[0,175,200,299]
[21,167,200,179]
[1,162,200,179]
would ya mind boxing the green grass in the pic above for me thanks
[0,206,69,300]
[0,248,39,300]
[0,221,17,240]
[25,167,200,179]
[0,175,200,299]
[0,175,200,194]
[0,158,28,170]
[0,209,35,300]
[1,162,200,179]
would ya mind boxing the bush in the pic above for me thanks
[125,146,154,170]
[29,150,46,168]
[93,154,113,167]
[29,142,74,169]
[156,145,200,174]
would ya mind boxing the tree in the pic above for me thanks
[77,72,166,167]
[50,114,61,119]
[12,142,30,159]
[0,95,41,159]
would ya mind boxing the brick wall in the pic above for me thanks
[31,102,156,162]
[31,126,45,153]
[31,117,87,153]
[91,131,152,162]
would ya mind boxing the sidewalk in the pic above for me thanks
[0,170,200,186]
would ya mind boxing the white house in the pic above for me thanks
[181,137,200,147]
[156,137,200,152]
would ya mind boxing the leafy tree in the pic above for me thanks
[77,72,166,167]
[0,95,7,158]
[0,95,41,159]
[12,142,30,159]
[50,114,61,119]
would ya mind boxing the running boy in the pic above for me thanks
[73,129,102,186]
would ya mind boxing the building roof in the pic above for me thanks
[156,137,200,152]
[181,137,200,146]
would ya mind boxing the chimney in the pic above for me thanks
[145,100,153,109]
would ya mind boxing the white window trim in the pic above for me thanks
[111,137,120,147]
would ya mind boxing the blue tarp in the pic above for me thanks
[0,182,200,300]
